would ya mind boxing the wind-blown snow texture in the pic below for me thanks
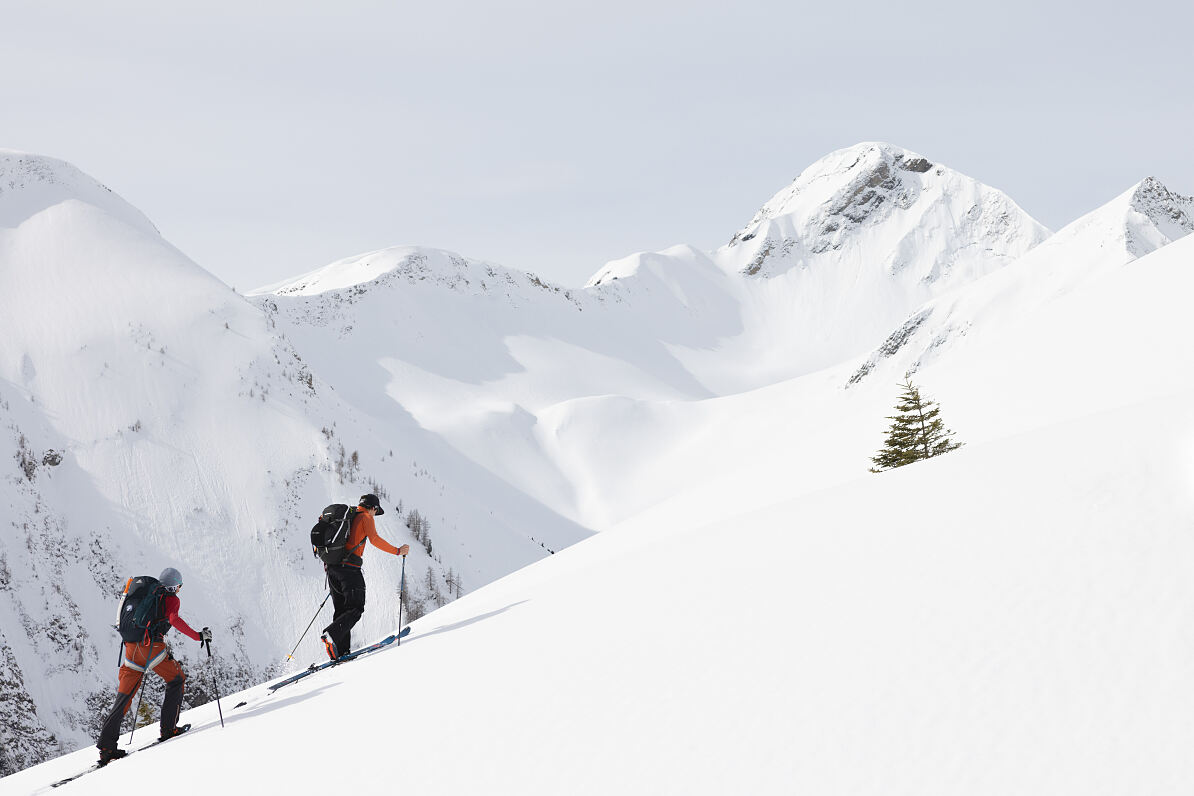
[3,142,1194,793]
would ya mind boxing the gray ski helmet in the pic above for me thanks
[359,494,385,516]
[159,567,183,590]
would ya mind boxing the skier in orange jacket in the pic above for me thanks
[321,494,409,660]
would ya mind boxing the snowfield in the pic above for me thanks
[3,142,1194,793]
[9,390,1194,794]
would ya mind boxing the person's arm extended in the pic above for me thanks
[362,511,409,556]
[162,594,201,641]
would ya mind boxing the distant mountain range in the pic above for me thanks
[0,142,1190,774]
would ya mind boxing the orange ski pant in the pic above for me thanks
[96,641,186,750]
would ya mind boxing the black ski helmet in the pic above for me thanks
[358,494,385,515]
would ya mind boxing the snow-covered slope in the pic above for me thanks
[255,245,734,527]
[848,176,1194,388]
[5,138,1192,785]
[0,153,584,773]
[257,144,1049,530]
[8,231,1194,794]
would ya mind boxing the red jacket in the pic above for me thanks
[161,593,201,641]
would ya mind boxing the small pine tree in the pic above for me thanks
[870,378,963,472]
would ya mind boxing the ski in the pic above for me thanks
[50,765,101,789]
[49,724,192,788]
[266,626,410,694]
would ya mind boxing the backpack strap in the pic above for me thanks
[342,508,368,565]
[148,585,174,640]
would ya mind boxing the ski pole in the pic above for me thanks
[397,555,407,646]
[127,671,148,745]
[203,639,225,728]
[286,592,331,661]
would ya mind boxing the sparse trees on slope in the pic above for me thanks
[407,509,432,555]
[870,378,962,472]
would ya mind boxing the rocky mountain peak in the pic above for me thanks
[1128,176,1194,228]
[727,143,940,249]
[721,143,1047,285]
[1120,177,1194,258]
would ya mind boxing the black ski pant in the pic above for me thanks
[324,564,367,655]
[97,641,185,751]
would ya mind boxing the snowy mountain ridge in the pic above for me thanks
[8,228,1194,794]
[255,244,586,310]
[3,141,1194,786]
[580,143,1053,390]
[725,143,1047,280]
[847,174,1194,389]
[0,150,157,236]
[0,152,587,774]
[1121,176,1194,257]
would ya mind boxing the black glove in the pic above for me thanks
[199,627,213,643]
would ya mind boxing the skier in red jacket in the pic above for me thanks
[96,567,211,766]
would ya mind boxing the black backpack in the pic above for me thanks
[116,576,172,644]
[311,504,360,565]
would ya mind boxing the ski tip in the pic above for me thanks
[399,625,411,638]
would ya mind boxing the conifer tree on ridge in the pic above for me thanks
[870,378,963,472]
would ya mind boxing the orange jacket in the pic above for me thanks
[342,508,400,566]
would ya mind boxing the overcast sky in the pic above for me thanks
[2,0,1191,290]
